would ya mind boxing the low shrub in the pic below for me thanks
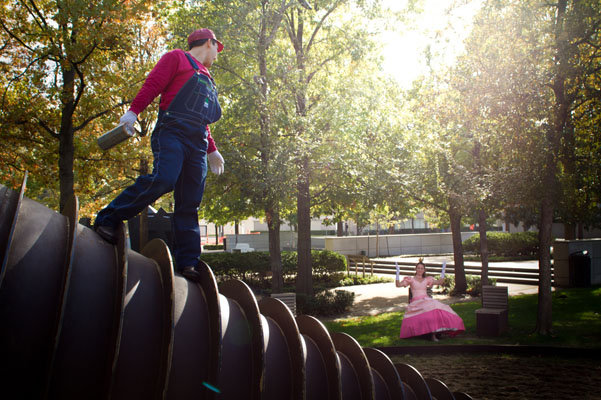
[338,275,393,286]
[203,244,224,250]
[311,272,347,289]
[312,250,348,276]
[200,251,270,281]
[200,249,347,284]
[463,231,539,257]
[296,289,355,316]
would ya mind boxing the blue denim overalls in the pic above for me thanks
[95,53,221,269]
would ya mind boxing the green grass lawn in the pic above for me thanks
[323,286,601,348]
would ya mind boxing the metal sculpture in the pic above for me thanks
[0,176,471,399]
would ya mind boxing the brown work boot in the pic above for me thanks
[94,225,117,244]
[181,266,202,282]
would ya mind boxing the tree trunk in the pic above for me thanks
[375,220,380,258]
[287,15,314,297]
[449,204,467,294]
[536,163,555,334]
[58,67,76,213]
[337,221,343,237]
[296,156,313,296]
[563,223,575,240]
[534,0,571,335]
[356,217,363,236]
[256,16,284,294]
[478,209,489,286]
[266,206,284,293]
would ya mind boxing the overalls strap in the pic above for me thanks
[184,53,216,87]
[184,52,200,70]
[158,51,222,127]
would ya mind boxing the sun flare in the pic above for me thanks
[380,0,483,88]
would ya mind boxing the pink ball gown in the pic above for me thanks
[399,276,465,339]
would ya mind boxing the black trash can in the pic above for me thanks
[568,250,591,287]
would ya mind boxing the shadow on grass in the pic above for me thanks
[323,286,601,349]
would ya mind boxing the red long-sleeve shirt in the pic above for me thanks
[129,49,217,153]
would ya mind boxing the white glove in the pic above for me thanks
[208,150,225,175]
[119,110,137,134]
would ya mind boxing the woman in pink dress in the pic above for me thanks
[396,261,465,341]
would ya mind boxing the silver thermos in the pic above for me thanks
[97,124,135,150]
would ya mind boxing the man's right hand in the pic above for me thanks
[120,110,137,134]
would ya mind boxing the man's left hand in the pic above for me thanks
[208,150,225,175]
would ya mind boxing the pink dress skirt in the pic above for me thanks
[399,277,465,339]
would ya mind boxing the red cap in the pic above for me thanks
[187,28,224,52]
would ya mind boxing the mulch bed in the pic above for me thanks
[387,352,601,400]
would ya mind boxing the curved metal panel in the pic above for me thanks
[218,295,253,398]
[297,314,342,400]
[262,315,292,399]
[0,173,27,284]
[219,279,264,400]
[332,332,374,400]
[0,179,472,400]
[259,296,306,400]
[364,347,404,400]
[142,239,176,399]
[394,363,432,400]
[110,250,167,400]
[0,192,69,398]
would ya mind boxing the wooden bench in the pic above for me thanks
[476,285,508,336]
[346,255,374,278]
[271,292,297,316]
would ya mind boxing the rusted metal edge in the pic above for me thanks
[0,172,28,288]
[106,222,128,398]
[196,259,222,400]
[43,194,79,398]
[331,332,374,400]
[364,347,404,400]
[141,239,176,400]
[296,315,342,400]
[219,279,264,400]
[259,296,306,400]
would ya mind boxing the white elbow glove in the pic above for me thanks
[208,150,225,175]
[119,110,137,134]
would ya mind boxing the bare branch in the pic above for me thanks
[74,100,130,132]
